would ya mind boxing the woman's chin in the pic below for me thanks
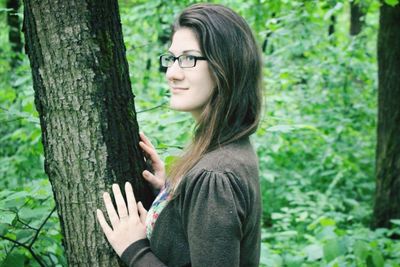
[169,102,189,112]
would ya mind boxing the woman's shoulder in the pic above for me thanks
[183,137,259,187]
[197,137,257,172]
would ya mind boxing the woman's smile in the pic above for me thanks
[170,86,188,93]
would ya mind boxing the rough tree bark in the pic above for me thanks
[350,0,365,36]
[22,0,154,266]
[373,2,400,229]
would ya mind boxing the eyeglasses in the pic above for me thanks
[159,54,208,69]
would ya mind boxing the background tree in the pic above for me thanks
[22,0,154,266]
[350,0,366,35]
[373,1,400,229]
[6,0,22,68]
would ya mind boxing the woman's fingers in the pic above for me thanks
[103,192,120,227]
[139,133,162,165]
[125,182,138,216]
[140,141,165,174]
[142,170,163,189]
[142,170,157,183]
[96,209,113,236]
[139,141,160,162]
[139,132,155,149]
[137,202,147,225]
[97,185,147,257]
[112,184,128,219]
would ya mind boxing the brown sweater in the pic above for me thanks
[121,137,261,267]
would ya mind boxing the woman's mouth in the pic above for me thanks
[171,87,188,93]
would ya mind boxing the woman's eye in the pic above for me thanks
[185,55,195,61]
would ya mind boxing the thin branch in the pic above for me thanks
[156,145,184,150]
[0,234,46,267]
[130,42,157,50]
[29,206,56,248]
[137,101,167,113]
[16,214,39,231]
[0,235,29,249]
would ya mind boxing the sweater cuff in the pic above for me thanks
[120,239,150,265]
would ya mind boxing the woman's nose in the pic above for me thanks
[166,60,185,81]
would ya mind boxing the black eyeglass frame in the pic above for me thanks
[159,54,208,69]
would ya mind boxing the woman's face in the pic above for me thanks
[166,28,216,119]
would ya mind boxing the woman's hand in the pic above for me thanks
[96,182,148,257]
[139,132,166,190]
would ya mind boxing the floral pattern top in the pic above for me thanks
[145,184,171,239]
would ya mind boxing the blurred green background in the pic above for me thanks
[1,0,399,266]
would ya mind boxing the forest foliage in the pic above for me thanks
[0,0,399,266]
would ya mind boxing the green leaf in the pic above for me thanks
[260,243,283,266]
[390,219,400,226]
[275,230,298,238]
[0,223,9,235]
[323,238,346,262]
[271,212,286,220]
[283,254,304,267]
[0,189,13,199]
[0,211,16,225]
[304,244,323,261]
[371,250,384,267]
[19,206,50,221]
[4,191,29,201]
[164,155,179,174]
[1,252,26,267]
[0,8,13,13]
[354,240,370,261]
[384,0,399,7]
[16,229,33,243]
[2,198,26,209]
[320,217,336,227]
[317,226,337,240]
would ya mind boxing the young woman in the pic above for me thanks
[96,3,263,266]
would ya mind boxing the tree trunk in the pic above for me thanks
[22,0,154,266]
[350,0,365,36]
[7,0,23,68]
[373,2,400,230]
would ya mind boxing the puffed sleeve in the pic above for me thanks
[120,239,166,267]
[179,170,248,267]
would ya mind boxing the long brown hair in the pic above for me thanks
[168,3,263,193]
